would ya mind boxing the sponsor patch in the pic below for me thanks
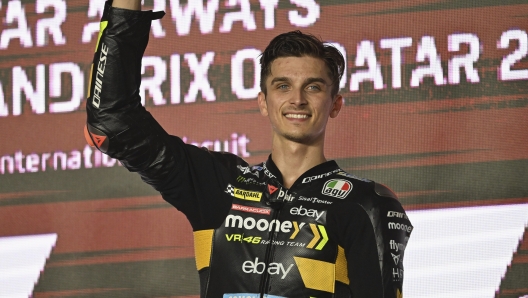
[261,163,276,178]
[388,222,413,233]
[276,188,294,202]
[267,184,278,194]
[236,176,266,186]
[91,42,109,109]
[225,215,292,233]
[301,169,341,183]
[392,268,404,280]
[389,239,406,252]
[225,184,262,202]
[298,196,333,205]
[85,124,109,152]
[232,204,270,215]
[224,214,327,250]
[237,165,259,177]
[242,257,294,279]
[289,205,325,221]
[321,179,352,199]
[225,234,262,244]
[387,210,409,220]
[392,253,401,265]
[336,171,371,182]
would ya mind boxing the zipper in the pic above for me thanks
[258,205,282,297]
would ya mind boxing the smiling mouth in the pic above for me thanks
[284,114,310,119]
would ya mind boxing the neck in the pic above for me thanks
[270,135,327,188]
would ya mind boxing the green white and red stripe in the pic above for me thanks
[326,180,351,191]
[322,179,353,199]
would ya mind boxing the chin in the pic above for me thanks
[282,132,314,144]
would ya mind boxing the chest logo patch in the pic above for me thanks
[268,184,278,194]
[226,184,262,202]
[321,179,352,199]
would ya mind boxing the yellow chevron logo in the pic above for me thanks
[306,224,328,250]
[290,221,301,239]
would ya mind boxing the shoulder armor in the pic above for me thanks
[374,183,398,200]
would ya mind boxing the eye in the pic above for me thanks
[277,84,289,90]
[306,85,321,91]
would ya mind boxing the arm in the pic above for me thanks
[84,0,235,229]
[373,183,412,298]
[353,184,411,297]
[329,183,411,297]
[85,0,168,183]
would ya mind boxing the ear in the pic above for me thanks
[258,92,268,116]
[329,94,343,118]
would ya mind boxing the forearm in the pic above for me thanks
[85,1,171,185]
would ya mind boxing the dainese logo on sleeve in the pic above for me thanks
[321,179,352,199]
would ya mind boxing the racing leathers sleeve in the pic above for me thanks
[84,1,235,230]
[328,182,412,297]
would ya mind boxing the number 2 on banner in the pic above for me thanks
[498,29,528,81]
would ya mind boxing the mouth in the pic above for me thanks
[284,113,310,119]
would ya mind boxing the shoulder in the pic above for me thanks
[374,183,398,200]
[331,172,406,221]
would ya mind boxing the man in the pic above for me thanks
[85,0,412,297]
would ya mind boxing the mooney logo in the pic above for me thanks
[225,215,292,232]
[242,258,294,279]
[322,179,352,199]
[224,215,328,250]
[388,222,413,233]
[226,184,262,202]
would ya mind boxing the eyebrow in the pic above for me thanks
[270,77,329,85]
[304,77,328,85]
[270,77,291,85]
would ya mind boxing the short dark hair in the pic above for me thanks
[259,30,345,97]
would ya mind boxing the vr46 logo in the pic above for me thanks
[226,234,261,244]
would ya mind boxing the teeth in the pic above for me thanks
[285,114,308,119]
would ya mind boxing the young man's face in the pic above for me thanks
[258,56,342,145]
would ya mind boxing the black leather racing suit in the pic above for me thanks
[85,2,412,297]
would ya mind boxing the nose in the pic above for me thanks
[289,88,307,106]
